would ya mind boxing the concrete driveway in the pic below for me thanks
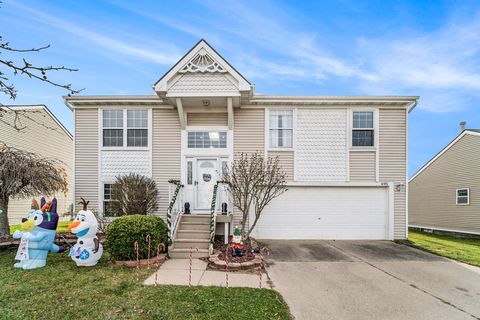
[262,240,480,320]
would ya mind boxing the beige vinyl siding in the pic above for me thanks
[152,108,181,218]
[0,108,73,224]
[379,108,407,239]
[74,108,98,212]
[349,151,376,181]
[409,134,480,233]
[234,108,264,155]
[187,112,227,126]
[233,108,265,226]
[268,151,294,181]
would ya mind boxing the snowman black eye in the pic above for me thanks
[81,219,85,222]
[34,216,37,220]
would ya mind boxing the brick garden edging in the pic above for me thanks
[114,253,167,267]
[208,252,263,271]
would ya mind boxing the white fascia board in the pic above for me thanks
[409,130,480,182]
[5,104,73,139]
[154,40,251,93]
[286,181,385,187]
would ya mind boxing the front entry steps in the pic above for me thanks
[169,214,211,258]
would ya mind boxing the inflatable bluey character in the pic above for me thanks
[67,198,103,266]
[13,198,65,270]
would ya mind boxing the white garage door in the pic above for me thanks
[250,186,389,240]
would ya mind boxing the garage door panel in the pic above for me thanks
[251,187,388,240]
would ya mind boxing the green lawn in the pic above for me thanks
[408,229,480,267]
[0,250,291,320]
[10,221,71,234]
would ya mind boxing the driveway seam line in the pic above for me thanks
[326,241,479,320]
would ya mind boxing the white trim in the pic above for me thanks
[155,40,251,92]
[97,109,103,214]
[176,98,186,129]
[409,225,480,236]
[405,108,409,239]
[6,105,73,139]
[455,188,470,205]
[264,108,269,160]
[227,97,234,130]
[72,109,76,211]
[266,108,295,150]
[286,181,385,187]
[409,130,480,182]
[388,182,395,240]
[345,108,351,182]
[374,109,380,182]
[186,125,228,131]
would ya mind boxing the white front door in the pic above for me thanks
[195,159,219,210]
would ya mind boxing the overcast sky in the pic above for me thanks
[1,0,479,176]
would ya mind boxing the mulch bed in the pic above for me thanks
[213,235,260,263]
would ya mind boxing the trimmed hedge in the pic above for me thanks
[106,215,167,261]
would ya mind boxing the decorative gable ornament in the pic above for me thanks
[179,49,226,74]
[154,39,252,95]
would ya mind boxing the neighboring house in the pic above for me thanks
[409,126,480,235]
[65,39,418,246]
[0,105,73,224]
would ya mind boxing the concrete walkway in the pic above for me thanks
[144,258,269,288]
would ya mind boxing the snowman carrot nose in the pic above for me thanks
[67,220,81,230]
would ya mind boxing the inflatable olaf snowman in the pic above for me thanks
[67,198,103,266]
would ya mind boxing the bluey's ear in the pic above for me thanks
[50,198,58,215]
[40,197,46,208]
[31,199,39,210]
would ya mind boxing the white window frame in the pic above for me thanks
[126,110,149,147]
[267,108,295,151]
[186,130,228,149]
[102,182,114,217]
[351,110,375,148]
[100,108,151,150]
[456,188,470,205]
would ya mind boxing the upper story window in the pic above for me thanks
[269,110,293,148]
[352,111,374,147]
[188,131,227,148]
[103,109,148,147]
[456,188,470,205]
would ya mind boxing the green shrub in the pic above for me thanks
[106,215,167,261]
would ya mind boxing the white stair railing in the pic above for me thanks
[167,179,184,245]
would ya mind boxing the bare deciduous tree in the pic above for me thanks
[223,152,287,239]
[0,144,68,237]
[108,173,159,216]
[0,3,82,131]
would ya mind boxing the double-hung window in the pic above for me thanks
[127,110,148,147]
[102,109,148,147]
[352,111,374,147]
[103,183,113,216]
[103,110,124,147]
[456,188,470,205]
[269,110,293,148]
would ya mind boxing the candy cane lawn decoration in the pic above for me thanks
[155,243,165,286]
[146,234,151,270]
[134,241,139,281]
[189,246,198,286]
[225,246,230,288]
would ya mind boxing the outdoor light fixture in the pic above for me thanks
[202,99,210,106]
[395,183,405,192]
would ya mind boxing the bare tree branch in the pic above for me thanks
[223,152,287,240]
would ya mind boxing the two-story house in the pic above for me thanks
[65,40,417,255]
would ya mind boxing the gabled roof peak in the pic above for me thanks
[154,39,252,95]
